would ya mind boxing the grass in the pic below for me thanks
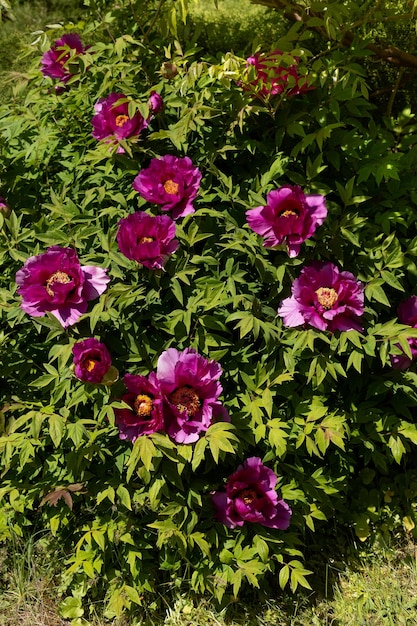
[1,532,417,625]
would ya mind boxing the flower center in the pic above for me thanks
[138,237,154,245]
[163,179,179,195]
[115,114,129,127]
[85,359,97,372]
[239,488,258,505]
[316,287,338,310]
[45,271,71,296]
[278,205,300,218]
[169,386,200,416]
[133,394,153,418]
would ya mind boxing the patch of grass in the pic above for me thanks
[184,0,286,55]
[1,531,417,625]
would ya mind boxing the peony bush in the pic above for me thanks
[1,0,417,620]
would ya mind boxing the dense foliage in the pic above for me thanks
[2,0,417,621]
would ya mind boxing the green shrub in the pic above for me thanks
[1,0,417,621]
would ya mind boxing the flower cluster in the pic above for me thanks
[21,28,415,549]
[243,50,312,100]
[212,457,292,529]
[114,348,228,444]
[116,155,202,268]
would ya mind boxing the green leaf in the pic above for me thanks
[60,596,84,619]
[48,414,64,447]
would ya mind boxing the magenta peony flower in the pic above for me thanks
[116,211,178,270]
[391,296,417,369]
[246,185,327,257]
[72,338,112,383]
[156,347,227,444]
[0,197,10,217]
[115,373,164,441]
[148,91,164,115]
[132,155,202,220]
[278,261,364,332]
[398,296,417,327]
[40,33,86,83]
[211,457,292,529]
[91,93,148,152]
[243,50,312,99]
[15,245,110,328]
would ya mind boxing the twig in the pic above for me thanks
[145,0,166,39]
[386,67,405,117]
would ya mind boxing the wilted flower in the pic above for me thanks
[148,91,164,115]
[211,456,292,529]
[161,62,178,80]
[132,155,202,220]
[391,296,417,370]
[91,93,148,152]
[278,261,364,332]
[40,33,86,83]
[116,211,178,270]
[243,49,312,99]
[15,245,109,328]
[72,338,112,383]
[115,373,164,441]
[246,185,327,257]
[156,347,227,444]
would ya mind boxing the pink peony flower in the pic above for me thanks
[391,296,417,370]
[148,91,164,115]
[91,93,148,152]
[72,338,112,383]
[132,155,202,220]
[243,50,312,99]
[278,261,364,332]
[211,457,292,529]
[15,245,110,328]
[41,33,86,83]
[115,373,164,441]
[246,185,327,257]
[156,347,227,444]
[116,211,178,270]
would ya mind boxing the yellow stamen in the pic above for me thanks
[115,114,129,127]
[316,287,338,310]
[85,359,97,372]
[138,237,154,245]
[240,488,257,505]
[45,271,71,296]
[133,394,153,417]
[163,179,179,195]
[170,386,200,416]
[279,208,299,217]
